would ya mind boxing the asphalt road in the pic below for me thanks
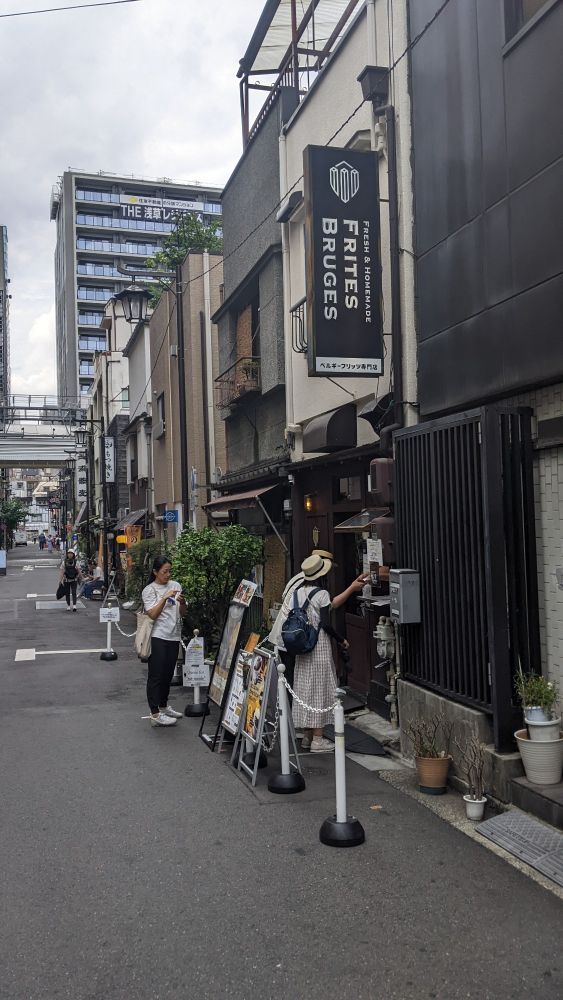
[0,548,561,1000]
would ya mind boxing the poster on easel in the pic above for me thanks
[230,647,277,786]
[199,577,257,750]
[221,649,250,736]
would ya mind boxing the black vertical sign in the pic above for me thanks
[304,145,382,377]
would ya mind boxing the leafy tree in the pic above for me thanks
[126,538,173,605]
[172,525,263,648]
[0,498,29,529]
[145,213,223,304]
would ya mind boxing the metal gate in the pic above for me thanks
[395,406,540,751]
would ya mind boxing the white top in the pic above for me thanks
[268,581,331,651]
[142,580,182,641]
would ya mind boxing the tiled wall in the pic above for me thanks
[513,385,563,694]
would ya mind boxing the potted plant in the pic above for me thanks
[404,713,453,795]
[454,733,487,821]
[515,670,560,741]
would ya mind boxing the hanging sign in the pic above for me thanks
[183,635,209,688]
[125,525,142,547]
[99,607,120,623]
[102,436,115,484]
[304,144,382,377]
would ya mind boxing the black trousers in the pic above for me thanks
[147,637,180,713]
[64,581,77,606]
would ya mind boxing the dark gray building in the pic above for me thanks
[0,226,10,404]
[50,169,222,404]
[394,0,563,796]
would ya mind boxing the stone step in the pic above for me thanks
[511,776,563,831]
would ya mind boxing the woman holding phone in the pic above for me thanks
[142,555,187,728]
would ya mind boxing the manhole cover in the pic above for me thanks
[303,766,329,776]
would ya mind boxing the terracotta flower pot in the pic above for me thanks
[415,755,451,795]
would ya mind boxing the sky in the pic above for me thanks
[0,0,266,397]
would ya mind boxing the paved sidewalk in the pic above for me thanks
[0,550,562,1000]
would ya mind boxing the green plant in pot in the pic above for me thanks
[404,713,453,795]
[515,669,560,742]
[454,732,487,821]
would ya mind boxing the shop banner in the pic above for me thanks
[102,436,115,484]
[304,144,382,377]
[125,525,142,547]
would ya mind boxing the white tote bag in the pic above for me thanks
[135,585,156,658]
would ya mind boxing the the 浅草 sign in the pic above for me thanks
[304,145,382,377]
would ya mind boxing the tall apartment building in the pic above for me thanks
[0,225,10,403]
[50,170,222,403]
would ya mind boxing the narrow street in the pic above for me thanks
[0,549,561,1000]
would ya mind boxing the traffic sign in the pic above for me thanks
[163,510,179,523]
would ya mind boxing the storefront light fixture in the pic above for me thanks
[304,493,316,513]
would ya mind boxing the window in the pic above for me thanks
[77,286,113,301]
[79,335,106,351]
[78,311,104,326]
[79,361,95,376]
[334,476,362,503]
[505,0,551,39]
[155,392,166,437]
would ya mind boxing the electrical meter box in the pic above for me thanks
[389,569,420,624]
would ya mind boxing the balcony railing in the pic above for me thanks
[215,356,261,410]
[290,297,307,354]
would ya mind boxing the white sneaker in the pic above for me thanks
[66,604,72,611]
[150,712,177,727]
[72,606,77,612]
[301,736,312,750]
[162,705,182,719]
[310,737,335,753]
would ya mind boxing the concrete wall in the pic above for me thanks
[222,88,297,298]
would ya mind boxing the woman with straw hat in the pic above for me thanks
[288,553,367,753]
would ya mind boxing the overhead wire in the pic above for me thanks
[0,0,141,16]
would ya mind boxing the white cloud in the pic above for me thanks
[0,0,265,395]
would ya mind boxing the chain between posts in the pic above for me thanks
[280,674,338,715]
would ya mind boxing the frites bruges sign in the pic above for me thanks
[304,145,382,377]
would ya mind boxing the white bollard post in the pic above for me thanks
[319,688,365,847]
[268,662,305,794]
[100,618,117,661]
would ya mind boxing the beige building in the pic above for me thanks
[150,251,225,537]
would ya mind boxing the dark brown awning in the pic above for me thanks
[203,485,276,513]
[302,403,357,454]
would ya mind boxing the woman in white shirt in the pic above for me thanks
[142,555,187,728]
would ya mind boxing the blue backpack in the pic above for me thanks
[281,586,322,655]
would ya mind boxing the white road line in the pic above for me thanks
[15,647,108,662]
[36,649,107,656]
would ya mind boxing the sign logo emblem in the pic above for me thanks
[329,161,360,203]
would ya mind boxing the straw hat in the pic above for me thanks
[301,553,332,581]
[312,548,334,561]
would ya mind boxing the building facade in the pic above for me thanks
[394,0,563,764]
[50,170,222,403]
[0,225,10,404]
[122,318,154,531]
[150,251,225,538]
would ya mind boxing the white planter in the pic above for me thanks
[525,716,561,742]
[515,729,563,785]
[524,706,551,723]
[463,795,486,822]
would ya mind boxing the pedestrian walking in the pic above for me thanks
[38,532,45,551]
[274,553,367,753]
[59,550,82,611]
[47,535,53,553]
[142,556,187,728]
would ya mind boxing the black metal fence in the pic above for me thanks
[395,406,540,750]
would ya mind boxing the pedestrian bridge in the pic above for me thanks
[0,395,86,468]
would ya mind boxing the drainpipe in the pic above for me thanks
[279,131,295,433]
[202,250,216,487]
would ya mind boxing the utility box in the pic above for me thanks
[389,569,420,624]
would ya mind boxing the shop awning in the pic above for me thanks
[302,403,357,454]
[204,485,276,513]
[114,508,147,531]
[334,509,386,533]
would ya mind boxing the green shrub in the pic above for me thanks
[126,538,173,606]
[171,525,263,649]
